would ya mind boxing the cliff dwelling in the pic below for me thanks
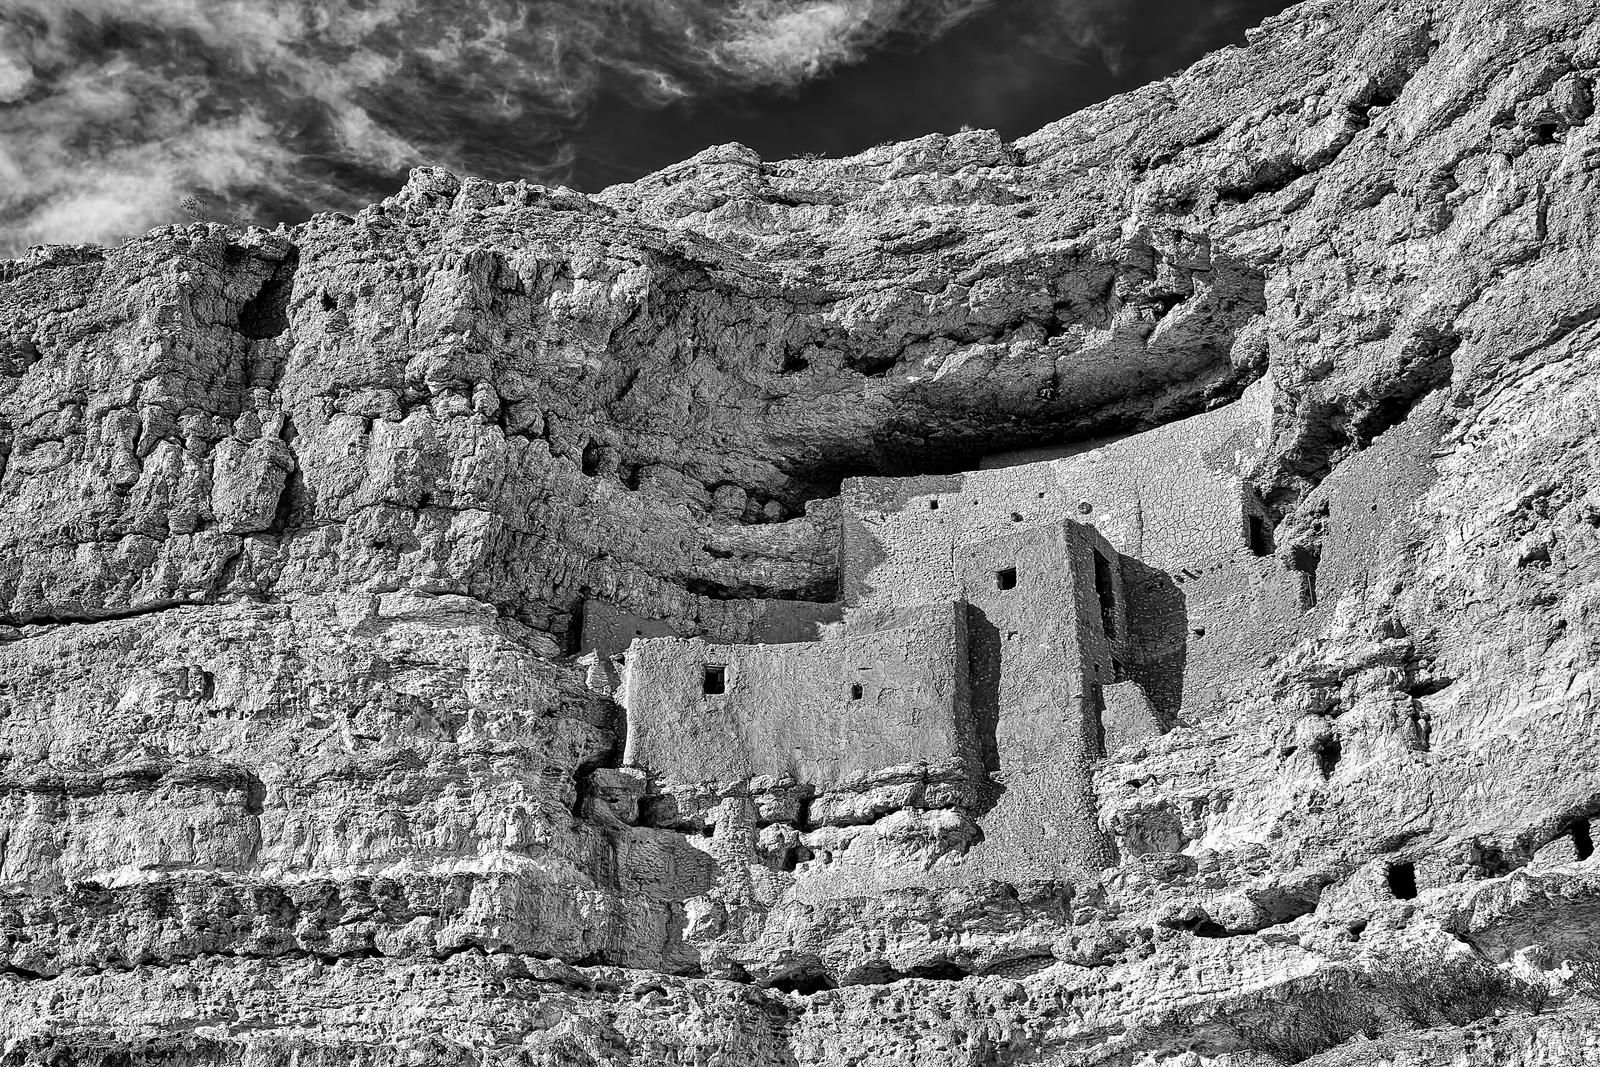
[585,380,1308,879]
[6,0,1599,1057]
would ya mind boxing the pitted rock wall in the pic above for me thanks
[5,0,1600,1062]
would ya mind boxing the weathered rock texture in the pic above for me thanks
[4,0,1600,1061]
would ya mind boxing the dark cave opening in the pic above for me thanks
[1174,917,1230,938]
[1573,819,1594,861]
[766,968,836,995]
[236,257,297,340]
[1387,861,1417,899]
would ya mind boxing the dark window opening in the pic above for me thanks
[1111,657,1127,683]
[1247,514,1274,556]
[794,795,814,833]
[996,567,1017,590]
[564,599,587,656]
[1011,512,1023,523]
[1387,861,1417,899]
[1093,550,1117,637]
[1573,819,1594,861]
[1088,684,1106,758]
[702,665,727,695]
[581,441,603,476]
[850,683,863,700]
[929,499,939,510]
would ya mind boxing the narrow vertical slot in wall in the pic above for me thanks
[1247,514,1273,556]
[1088,683,1106,758]
[1573,819,1594,861]
[1093,550,1117,638]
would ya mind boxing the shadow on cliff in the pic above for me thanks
[1120,557,1187,731]
[965,606,1005,791]
[963,558,1187,830]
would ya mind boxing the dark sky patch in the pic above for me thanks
[0,0,1294,255]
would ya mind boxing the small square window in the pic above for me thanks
[703,665,727,695]
[996,567,1018,590]
[929,499,939,510]
[850,683,863,700]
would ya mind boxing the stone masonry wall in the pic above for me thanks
[979,380,1276,569]
[620,601,977,815]
[579,596,844,692]
[981,382,1306,709]
[959,521,1123,877]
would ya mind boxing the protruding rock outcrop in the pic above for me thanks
[4,0,1600,1062]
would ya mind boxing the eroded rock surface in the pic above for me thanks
[4,0,1600,1062]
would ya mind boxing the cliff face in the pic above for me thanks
[4,0,1600,1063]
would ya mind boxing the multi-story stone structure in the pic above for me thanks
[592,381,1303,876]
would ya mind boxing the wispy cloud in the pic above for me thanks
[0,0,1272,255]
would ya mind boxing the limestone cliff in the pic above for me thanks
[3,0,1600,1062]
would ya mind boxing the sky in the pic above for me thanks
[0,0,1295,255]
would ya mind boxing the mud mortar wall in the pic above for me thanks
[957,520,1122,877]
[620,601,975,798]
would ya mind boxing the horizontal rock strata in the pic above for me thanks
[3,0,1600,1062]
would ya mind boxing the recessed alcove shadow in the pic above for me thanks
[1118,557,1189,731]
[965,604,1005,794]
